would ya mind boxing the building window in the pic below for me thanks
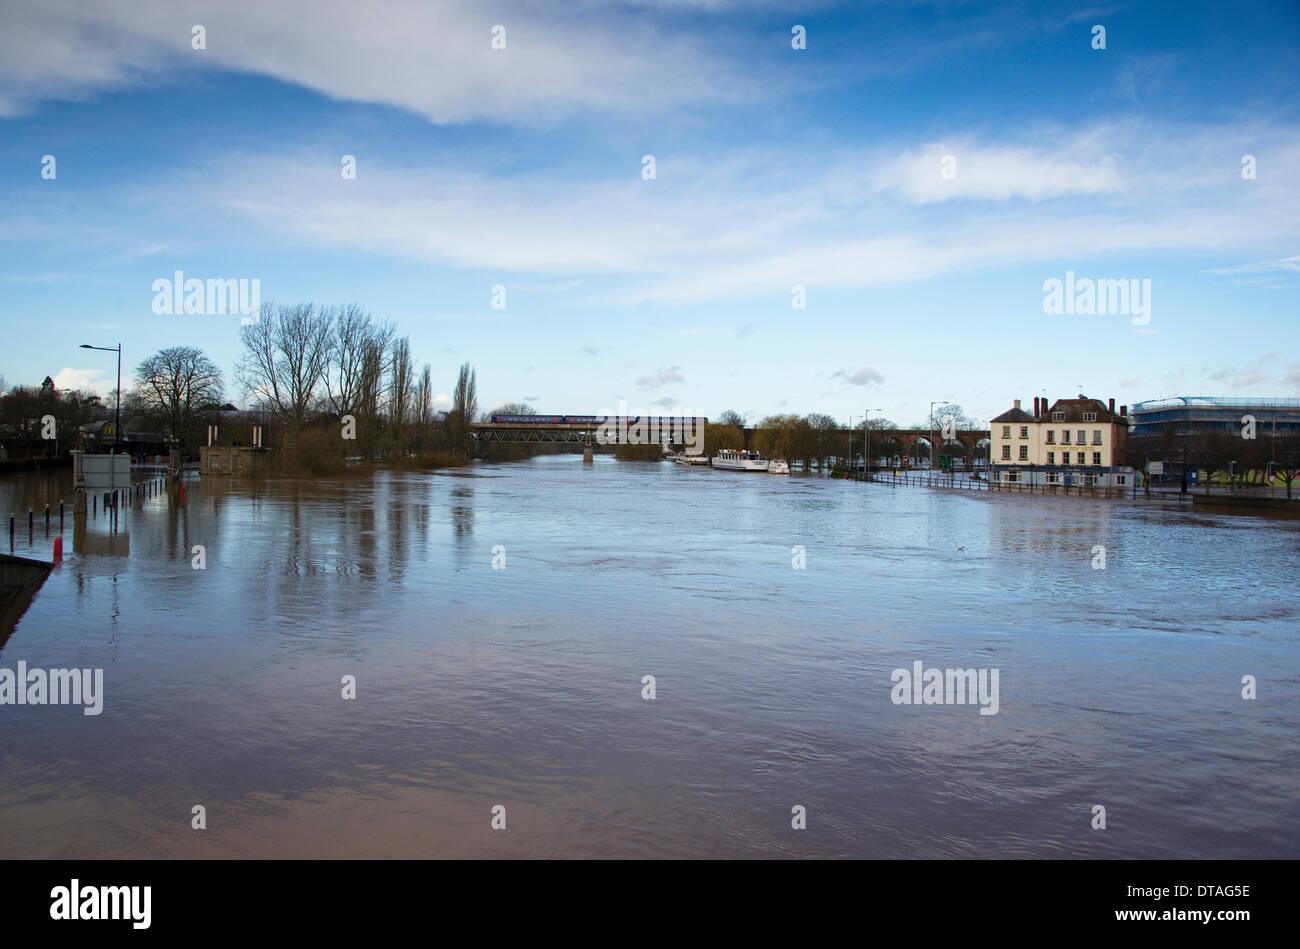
[1077,452,1085,465]
[1002,425,1010,438]
[1003,471,1019,482]
[1062,431,1071,444]
[1076,430,1086,444]
[1001,445,1011,460]
[1045,430,1055,444]
[1052,411,1064,421]
[1092,452,1101,465]
[1092,430,1102,445]
[1019,445,1029,460]
[1046,472,1061,484]
[1082,412,1097,422]
[1116,475,1127,485]
[1047,451,1055,465]
[1019,426,1029,439]
[1084,474,1097,486]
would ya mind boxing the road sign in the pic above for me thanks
[1146,461,1164,475]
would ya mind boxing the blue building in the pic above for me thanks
[1129,397,1300,438]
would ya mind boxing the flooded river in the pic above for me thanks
[1,457,1297,858]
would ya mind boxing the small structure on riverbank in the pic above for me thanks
[199,445,270,476]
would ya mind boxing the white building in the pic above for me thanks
[989,395,1134,488]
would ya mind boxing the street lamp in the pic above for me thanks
[80,343,121,455]
[865,408,882,479]
[849,415,862,476]
[930,400,950,470]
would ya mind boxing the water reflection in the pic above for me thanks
[450,484,474,537]
[0,457,1297,859]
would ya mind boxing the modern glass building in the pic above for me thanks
[1129,397,1300,437]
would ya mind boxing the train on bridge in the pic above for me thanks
[487,415,707,426]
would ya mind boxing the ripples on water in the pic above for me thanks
[0,458,1296,858]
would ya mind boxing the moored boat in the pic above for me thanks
[768,459,790,474]
[712,449,769,472]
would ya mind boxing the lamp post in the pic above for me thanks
[80,343,122,469]
[930,400,949,471]
[849,415,861,477]
[865,407,882,480]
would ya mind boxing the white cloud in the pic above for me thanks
[51,367,110,392]
[869,139,1122,205]
[9,118,1299,312]
[1208,255,1300,275]
[134,117,1292,308]
[0,0,760,123]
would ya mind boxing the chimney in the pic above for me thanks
[1108,398,1115,414]
[1120,405,1127,418]
[1013,399,1021,411]
[1033,396,1039,418]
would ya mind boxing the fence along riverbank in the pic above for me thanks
[846,469,1298,506]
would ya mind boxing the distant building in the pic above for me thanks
[1129,397,1300,438]
[990,395,1133,488]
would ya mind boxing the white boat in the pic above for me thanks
[768,459,790,474]
[712,449,769,472]
[674,452,710,466]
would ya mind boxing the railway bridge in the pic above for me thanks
[470,416,989,464]
[470,416,706,462]
[844,428,991,463]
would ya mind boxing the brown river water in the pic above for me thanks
[1,457,1297,858]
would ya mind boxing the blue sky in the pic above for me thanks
[1,0,1297,427]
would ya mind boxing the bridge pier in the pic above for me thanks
[583,440,593,464]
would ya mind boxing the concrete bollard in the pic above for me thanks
[44,504,50,530]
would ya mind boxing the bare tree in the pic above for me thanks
[388,336,413,451]
[133,346,224,448]
[486,402,536,419]
[414,364,433,429]
[357,337,386,421]
[717,409,746,428]
[324,304,394,417]
[450,362,477,451]
[238,302,335,431]
[804,412,840,468]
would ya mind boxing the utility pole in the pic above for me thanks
[849,415,860,477]
[866,408,881,481]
